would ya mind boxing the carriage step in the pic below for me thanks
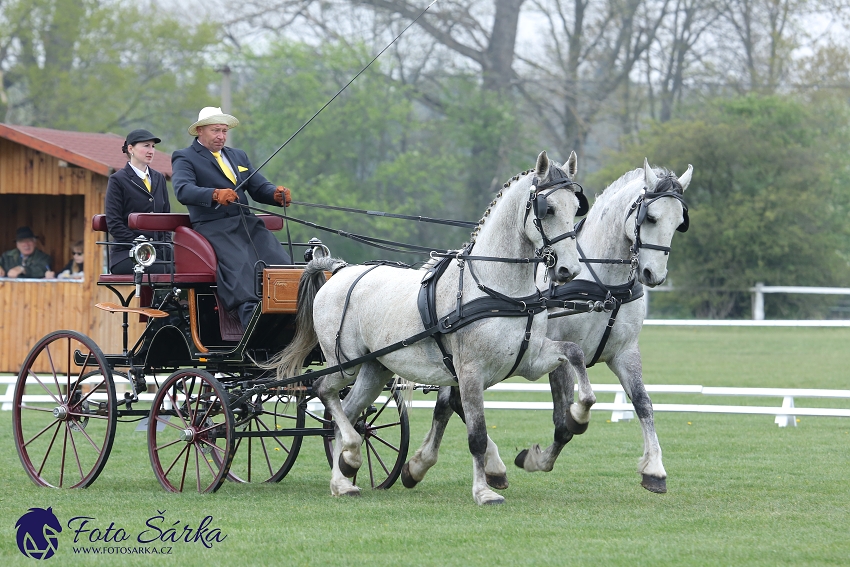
[96,302,170,318]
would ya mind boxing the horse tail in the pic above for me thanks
[270,256,347,380]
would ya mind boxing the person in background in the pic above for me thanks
[57,240,85,280]
[0,227,55,279]
[105,129,172,274]
[171,106,292,328]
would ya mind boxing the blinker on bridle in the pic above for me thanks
[622,178,689,279]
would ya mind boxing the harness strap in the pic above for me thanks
[588,299,621,368]
[334,263,388,374]
[504,312,535,379]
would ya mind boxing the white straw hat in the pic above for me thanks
[188,107,239,136]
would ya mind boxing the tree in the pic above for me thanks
[592,95,850,318]
[0,0,219,145]
[230,40,495,262]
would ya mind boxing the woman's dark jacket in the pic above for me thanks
[104,163,171,271]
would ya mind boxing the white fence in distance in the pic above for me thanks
[645,283,850,321]
[6,375,847,428]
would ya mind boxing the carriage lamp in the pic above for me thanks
[130,236,157,296]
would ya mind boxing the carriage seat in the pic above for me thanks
[92,213,284,285]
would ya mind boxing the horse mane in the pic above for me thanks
[420,166,534,271]
[592,166,682,211]
[418,162,572,271]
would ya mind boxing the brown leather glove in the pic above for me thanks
[274,186,291,207]
[212,188,239,206]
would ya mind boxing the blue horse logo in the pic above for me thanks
[15,507,62,560]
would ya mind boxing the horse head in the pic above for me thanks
[628,158,692,287]
[527,150,583,284]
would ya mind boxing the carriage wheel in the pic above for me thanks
[323,383,410,489]
[12,331,117,489]
[223,389,306,483]
[147,369,234,493]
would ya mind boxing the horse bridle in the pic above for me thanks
[524,174,589,272]
[624,181,689,279]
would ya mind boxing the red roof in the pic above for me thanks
[0,123,173,178]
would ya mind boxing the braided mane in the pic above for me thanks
[419,168,534,271]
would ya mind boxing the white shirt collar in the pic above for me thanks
[128,162,150,180]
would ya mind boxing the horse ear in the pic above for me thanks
[535,150,550,179]
[564,151,578,178]
[644,158,658,189]
[678,164,693,191]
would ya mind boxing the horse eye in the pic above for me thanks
[646,215,657,224]
[545,206,554,216]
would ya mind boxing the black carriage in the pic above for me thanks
[11,212,409,493]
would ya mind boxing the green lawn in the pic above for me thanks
[1,326,849,566]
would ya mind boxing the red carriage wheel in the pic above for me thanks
[147,369,234,493]
[12,331,117,488]
[324,383,410,489]
[221,389,305,483]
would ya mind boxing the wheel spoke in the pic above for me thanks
[73,377,107,407]
[70,418,103,455]
[70,349,95,401]
[19,404,55,414]
[165,388,189,429]
[26,369,62,405]
[59,424,69,488]
[23,419,62,448]
[366,431,401,452]
[155,414,184,431]
[155,438,184,452]
[163,443,190,477]
[365,437,392,476]
[36,421,62,475]
[253,416,291,453]
[194,444,202,492]
[367,420,402,432]
[65,423,85,482]
[368,397,394,426]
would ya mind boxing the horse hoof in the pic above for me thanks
[480,495,505,506]
[486,474,509,490]
[641,474,667,493]
[514,449,528,468]
[566,413,589,435]
[400,462,418,489]
[338,454,359,478]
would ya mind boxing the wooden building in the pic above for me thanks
[0,124,173,372]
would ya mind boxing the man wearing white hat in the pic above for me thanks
[172,106,293,328]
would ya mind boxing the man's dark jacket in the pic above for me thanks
[171,139,290,320]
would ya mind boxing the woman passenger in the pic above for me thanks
[105,129,172,274]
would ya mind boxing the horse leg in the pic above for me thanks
[456,378,504,505]
[402,386,508,490]
[401,386,454,488]
[315,365,375,497]
[516,342,592,472]
[446,387,508,489]
[608,348,667,493]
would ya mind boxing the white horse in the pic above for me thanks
[274,151,589,505]
[407,159,692,494]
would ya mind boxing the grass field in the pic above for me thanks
[1,326,849,566]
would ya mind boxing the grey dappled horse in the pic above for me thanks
[275,151,589,505]
[408,159,691,494]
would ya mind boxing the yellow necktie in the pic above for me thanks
[212,151,236,185]
[143,176,151,192]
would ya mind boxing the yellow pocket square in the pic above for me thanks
[238,166,249,172]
